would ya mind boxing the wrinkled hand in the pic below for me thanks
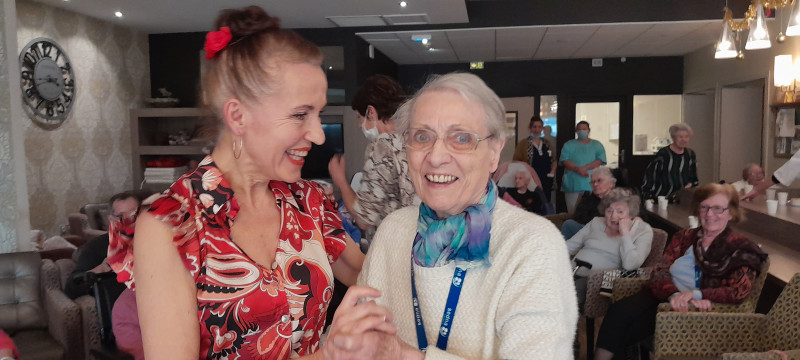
[669,291,695,312]
[689,299,712,312]
[89,258,112,274]
[322,286,399,360]
[618,218,633,236]
[328,154,347,184]
[325,330,422,360]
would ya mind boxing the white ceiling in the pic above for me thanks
[30,0,728,65]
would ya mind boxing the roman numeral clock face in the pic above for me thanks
[19,38,75,129]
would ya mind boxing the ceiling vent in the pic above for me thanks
[382,14,429,26]
[326,15,386,27]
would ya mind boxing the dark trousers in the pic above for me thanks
[595,290,660,355]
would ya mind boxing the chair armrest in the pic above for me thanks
[724,350,800,360]
[611,277,649,302]
[76,294,102,358]
[545,213,571,229]
[656,301,755,313]
[43,288,83,360]
[583,269,612,318]
[655,312,766,358]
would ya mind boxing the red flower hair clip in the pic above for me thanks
[204,26,232,59]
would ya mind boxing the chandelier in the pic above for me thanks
[715,0,800,59]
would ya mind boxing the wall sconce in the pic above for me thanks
[774,54,796,102]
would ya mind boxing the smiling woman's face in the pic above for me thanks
[406,89,505,218]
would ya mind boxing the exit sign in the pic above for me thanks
[470,61,484,69]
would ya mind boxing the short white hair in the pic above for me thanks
[669,123,693,138]
[394,72,507,138]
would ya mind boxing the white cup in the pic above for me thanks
[688,216,699,229]
[644,200,654,211]
[778,192,789,205]
[657,195,666,203]
[766,188,777,200]
[766,199,778,214]
[658,198,669,210]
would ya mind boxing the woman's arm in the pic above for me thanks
[618,221,654,270]
[133,213,199,359]
[700,266,759,303]
[349,138,403,229]
[331,237,365,286]
[565,218,593,253]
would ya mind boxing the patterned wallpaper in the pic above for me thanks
[0,1,18,253]
[16,1,150,236]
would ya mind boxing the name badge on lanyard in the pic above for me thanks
[410,257,467,352]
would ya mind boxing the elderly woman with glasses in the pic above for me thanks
[593,183,767,360]
[322,73,577,360]
[566,188,653,308]
[561,166,617,239]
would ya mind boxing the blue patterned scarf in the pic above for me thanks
[412,180,498,268]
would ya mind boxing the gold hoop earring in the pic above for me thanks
[233,136,243,159]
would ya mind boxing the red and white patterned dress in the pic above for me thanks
[108,156,347,359]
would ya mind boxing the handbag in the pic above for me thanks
[599,268,646,297]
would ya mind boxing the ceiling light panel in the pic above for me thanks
[383,13,429,25]
[326,15,386,27]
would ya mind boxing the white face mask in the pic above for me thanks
[577,130,590,140]
[361,119,380,142]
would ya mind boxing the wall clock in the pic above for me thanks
[19,37,76,130]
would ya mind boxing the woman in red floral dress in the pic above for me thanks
[109,6,394,360]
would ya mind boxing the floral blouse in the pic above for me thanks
[108,156,347,359]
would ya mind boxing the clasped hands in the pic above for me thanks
[321,286,422,360]
[669,291,712,312]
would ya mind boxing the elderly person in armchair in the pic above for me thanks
[323,72,577,359]
[566,188,653,308]
[560,165,617,239]
[593,183,767,360]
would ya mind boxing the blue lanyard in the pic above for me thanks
[694,265,702,288]
[410,257,467,352]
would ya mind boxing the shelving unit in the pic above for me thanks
[130,107,215,192]
[770,102,800,158]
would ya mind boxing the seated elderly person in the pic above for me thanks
[561,166,617,239]
[566,188,653,308]
[730,163,765,196]
[594,183,767,360]
[499,170,549,215]
[323,72,577,359]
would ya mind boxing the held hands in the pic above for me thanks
[669,291,695,312]
[576,166,589,177]
[323,286,420,360]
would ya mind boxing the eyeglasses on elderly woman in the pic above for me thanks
[403,128,494,153]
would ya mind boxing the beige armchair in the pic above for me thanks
[67,203,110,246]
[654,272,800,360]
[583,228,669,359]
[0,251,83,360]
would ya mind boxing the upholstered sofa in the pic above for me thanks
[67,203,110,246]
[0,251,82,360]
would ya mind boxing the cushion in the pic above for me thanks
[0,252,46,330]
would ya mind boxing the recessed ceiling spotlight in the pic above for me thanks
[114,11,123,18]
[328,66,333,70]
[399,1,407,7]
[428,47,435,52]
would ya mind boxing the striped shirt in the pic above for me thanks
[641,146,698,200]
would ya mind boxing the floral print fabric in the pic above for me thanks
[108,156,347,359]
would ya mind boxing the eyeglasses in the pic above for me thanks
[109,208,139,222]
[699,205,728,215]
[403,128,494,153]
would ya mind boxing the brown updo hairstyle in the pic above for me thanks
[202,6,323,114]
[350,74,406,122]
[691,183,744,222]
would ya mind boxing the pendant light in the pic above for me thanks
[715,17,738,59]
[787,0,800,36]
[745,1,772,50]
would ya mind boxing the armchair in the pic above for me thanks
[67,203,110,246]
[654,272,800,359]
[583,228,669,359]
[0,251,82,360]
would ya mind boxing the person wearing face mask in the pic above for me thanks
[641,123,698,201]
[560,121,607,214]
[514,116,557,201]
[328,74,416,251]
